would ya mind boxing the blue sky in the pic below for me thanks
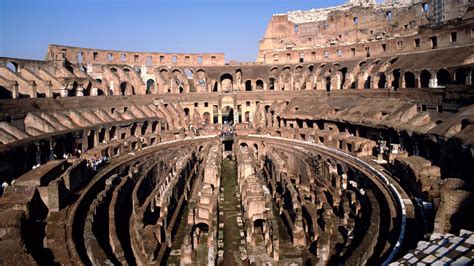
[0,0,347,62]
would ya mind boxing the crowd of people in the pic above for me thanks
[86,154,109,172]
[220,127,236,138]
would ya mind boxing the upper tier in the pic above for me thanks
[257,0,473,63]
[46,44,226,66]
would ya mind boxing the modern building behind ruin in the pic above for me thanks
[0,0,473,265]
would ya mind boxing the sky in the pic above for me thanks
[0,0,348,62]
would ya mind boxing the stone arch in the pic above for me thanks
[146,79,155,94]
[109,126,117,140]
[141,121,149,135]
[245,80,253,91]
[437,69,451,86]
[98,128,106,143]
[377,73,387,89]
[364,75,372,89]
[87,130,95,149]
[455,68,467,85]
[420,70,431,88]
[404,71,416,88]
[220,73,233,92]
[256,79,264,90]
[203,112,211,125]
[0,86,12,99]
[6,62,19,73]
[120,82,129,96]
[269,78,276,90]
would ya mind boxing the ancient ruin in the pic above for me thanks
[0,0,473,265]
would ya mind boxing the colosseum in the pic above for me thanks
[0,0,473,265]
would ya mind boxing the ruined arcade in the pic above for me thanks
[1,0,474,265]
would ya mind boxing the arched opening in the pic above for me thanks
[192,223,209,250]
[130,123,137,136]
[245,80,252,91]
[203,112,211,125]
[179,87,184,94]
[404,72,416,88]
[364,76,372,89]
[6,62,18,73]
[269,78,275,90]
[253,219,266,245]
[244,111,250,123]
[141,121,148,135]
[146,79,154,94]
[220,73,233,92]
[184,69,193,79]
[87,130,95,149]
[151,121,158,132]
[183,108,190,117]
[68,82,78,97]
[222,106,234,124]
[109,126,117,140]
[98,128,106,143]
[0,86,12,99]
[240,142,248,148]
[378,73,387,89]
[437,69,451,86]
[339,67,347,90]
[455,68,467,85]
[256,80,264,90]
[120,82,128,96]
[420,70,431,88]
[325,76,331,92]
[393,69,401,90]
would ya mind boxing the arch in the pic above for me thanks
[325,76,331,92]
[151,121,159,132]
[120,82,128,96]
[203,112,211,125]
[183,108,190,117]
[68,81,78,97]
[420,70,431,88]
[269,78,275,90]
[220,73,233,92]
[392,69,401,90]
[240,142,248,148]
[146,79,155,94]
[245,80,252,91]
[222,106,234,124]
[378,73,387,89]
[98,128,106,143]
[110,67,118,73]
[455,68,467,85]
[339,67,348,90]
[6,62,18,73]
[437,69,451,85]
[364,76,372,89]
[256,80,264,90]
[0,86,12,99]
[184,69,193,79]
[87,130,95,149]
[404,72,416,88]
[141,121,149,135]
[130,123,138,136]
[244,111,250,123]
[109,126,117,140]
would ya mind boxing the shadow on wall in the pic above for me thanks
[449,192,474,234]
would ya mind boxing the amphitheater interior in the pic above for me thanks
[1,0,474,265]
